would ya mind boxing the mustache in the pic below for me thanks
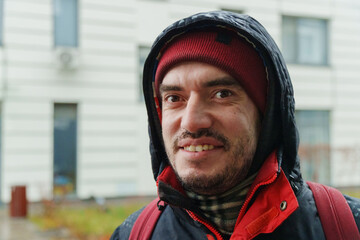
[173,129,230,151]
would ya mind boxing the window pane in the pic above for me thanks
[0,104,2,200]
[296,110,330,184]
[54,0,78,47]
[0,0,3,46]
[54,103,78,198]
[282,16,328,65]
[297,18,327,64]
[139,46,150,101]
[282,16,297,63]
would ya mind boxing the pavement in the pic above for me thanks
[0,204,77,240]
[0,204,47,240]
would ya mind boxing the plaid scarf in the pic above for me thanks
[186,173,257,235]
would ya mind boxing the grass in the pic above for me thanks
[341,190,360,198]
[29,189,360,239]
[30,198,151,240]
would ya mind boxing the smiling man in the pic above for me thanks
[111,11,360,240]
[160,61,261,196]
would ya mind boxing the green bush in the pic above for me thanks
[31,200,148,240]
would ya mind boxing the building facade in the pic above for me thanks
[0,0,359,202]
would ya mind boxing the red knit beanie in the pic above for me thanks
[155,30,268,114]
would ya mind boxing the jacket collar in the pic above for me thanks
[157,150,299,239]
[232,151,299,239]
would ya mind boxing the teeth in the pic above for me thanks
[184,144,215,152]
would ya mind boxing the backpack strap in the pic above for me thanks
[129,197,166,240]
[307,181,360,240]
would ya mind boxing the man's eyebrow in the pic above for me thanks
[159,77,241,94]
[159,84,183,95]
[204,77,241,88]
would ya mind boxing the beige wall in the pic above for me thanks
[0,0,359,201]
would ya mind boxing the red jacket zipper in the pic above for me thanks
[187,210,224,240]
[237,172,278,225]
[185,172,279,240]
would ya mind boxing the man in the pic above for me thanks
[111,11,360,239]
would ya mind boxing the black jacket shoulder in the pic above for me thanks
[111,186,360,240]
[110,207,144,240]
[345,194,360,229]
[110,204,210,240]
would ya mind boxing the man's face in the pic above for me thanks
[160,62,261,195]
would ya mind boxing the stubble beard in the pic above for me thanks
[165,128,258,196]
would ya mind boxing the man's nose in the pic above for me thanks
[180,96,212,133]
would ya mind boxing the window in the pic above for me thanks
[0,104,2,202]
[54,103,78,198]
[139,46,151,101]
[0,0,3,46]
[282,16,328,65]
[296,110,330,184]
[54,0,78,47]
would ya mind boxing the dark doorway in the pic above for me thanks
[53,103,77,198]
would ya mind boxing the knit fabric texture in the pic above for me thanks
[186,173,257,235]
[154,30,268,114]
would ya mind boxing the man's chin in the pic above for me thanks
[178,173,228,195]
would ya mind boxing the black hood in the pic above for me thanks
[143,11,301,186]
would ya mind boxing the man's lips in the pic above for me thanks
[183,144,216,152]
[178,138,224,152]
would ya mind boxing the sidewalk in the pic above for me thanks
[0,205,48,240]
[0,204,78,240]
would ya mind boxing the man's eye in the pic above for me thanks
[215,90,232,99]
[165,95,181,103]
